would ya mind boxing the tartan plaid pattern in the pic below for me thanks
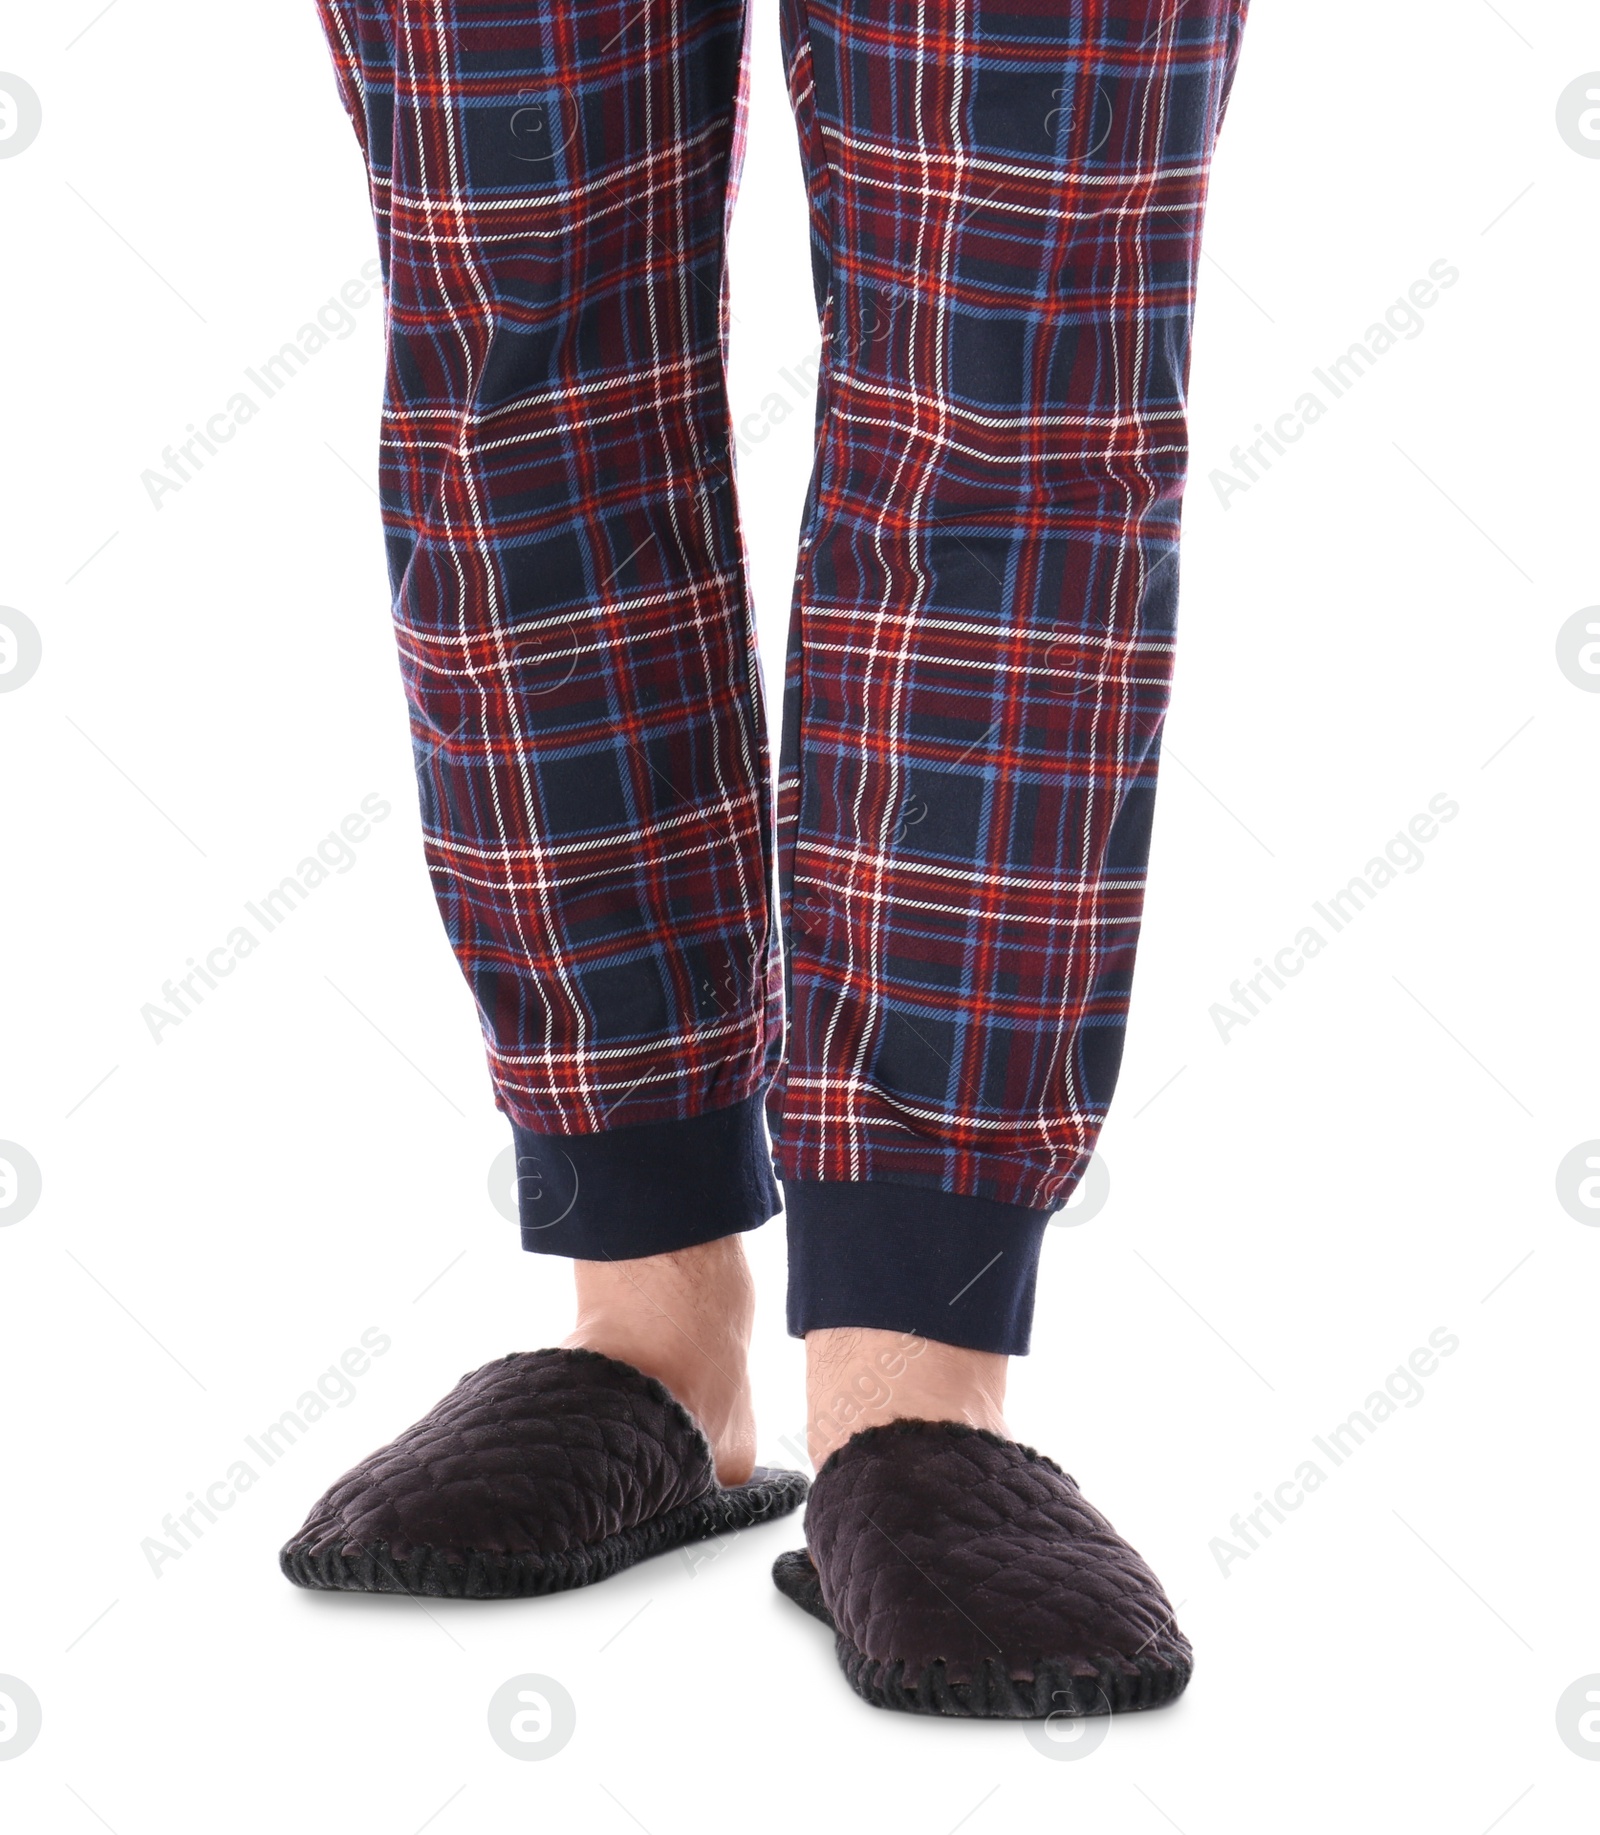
[316,0,1245,1213]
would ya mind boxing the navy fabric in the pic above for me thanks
[785,1179,1051,1355]
[513,1094,780,1257]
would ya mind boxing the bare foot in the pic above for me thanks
[560,1235,757,1485]
[804,1327,1010,1469]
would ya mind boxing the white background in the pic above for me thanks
[2,0,1597,1827]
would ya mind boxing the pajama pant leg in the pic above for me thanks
[314,0,786,1255]
[772,0,1249,1349]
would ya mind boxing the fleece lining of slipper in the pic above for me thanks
[279,1346,807,1600]
[772,1419,1191,1719]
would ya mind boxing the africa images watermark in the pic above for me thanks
[140,259,384,510]
[141,1328,391,1579]
[1210,1326,1460,1578]
[1209,258,1460,508]
[141,793,392,1042]
[1210,791,1459,1043]
[732,345,823,460]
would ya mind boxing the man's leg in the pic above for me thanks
[771,0,1249,1439]
[762,2,1247,1715]
[314,0,776,1480]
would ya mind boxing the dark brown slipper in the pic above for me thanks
[772,1419,1190,1718]
[280,1347,806,1599]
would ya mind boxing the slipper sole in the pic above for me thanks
[280,1465,807,1600]
[772,1547,1191,1719]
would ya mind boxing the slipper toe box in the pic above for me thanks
[794,1420,1190,1715]
[282,1347,716,1576]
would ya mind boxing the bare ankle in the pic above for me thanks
[561,1236,757,1485]
[804,1327,1009,1469]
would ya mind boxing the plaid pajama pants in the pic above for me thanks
[316,0,1246,1352]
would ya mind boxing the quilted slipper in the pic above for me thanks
[280,1346,807,1599]
[772,1419,1190,1718]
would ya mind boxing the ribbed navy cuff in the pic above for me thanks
[511,1092,780,1259]
[784,1178,1052,1356]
